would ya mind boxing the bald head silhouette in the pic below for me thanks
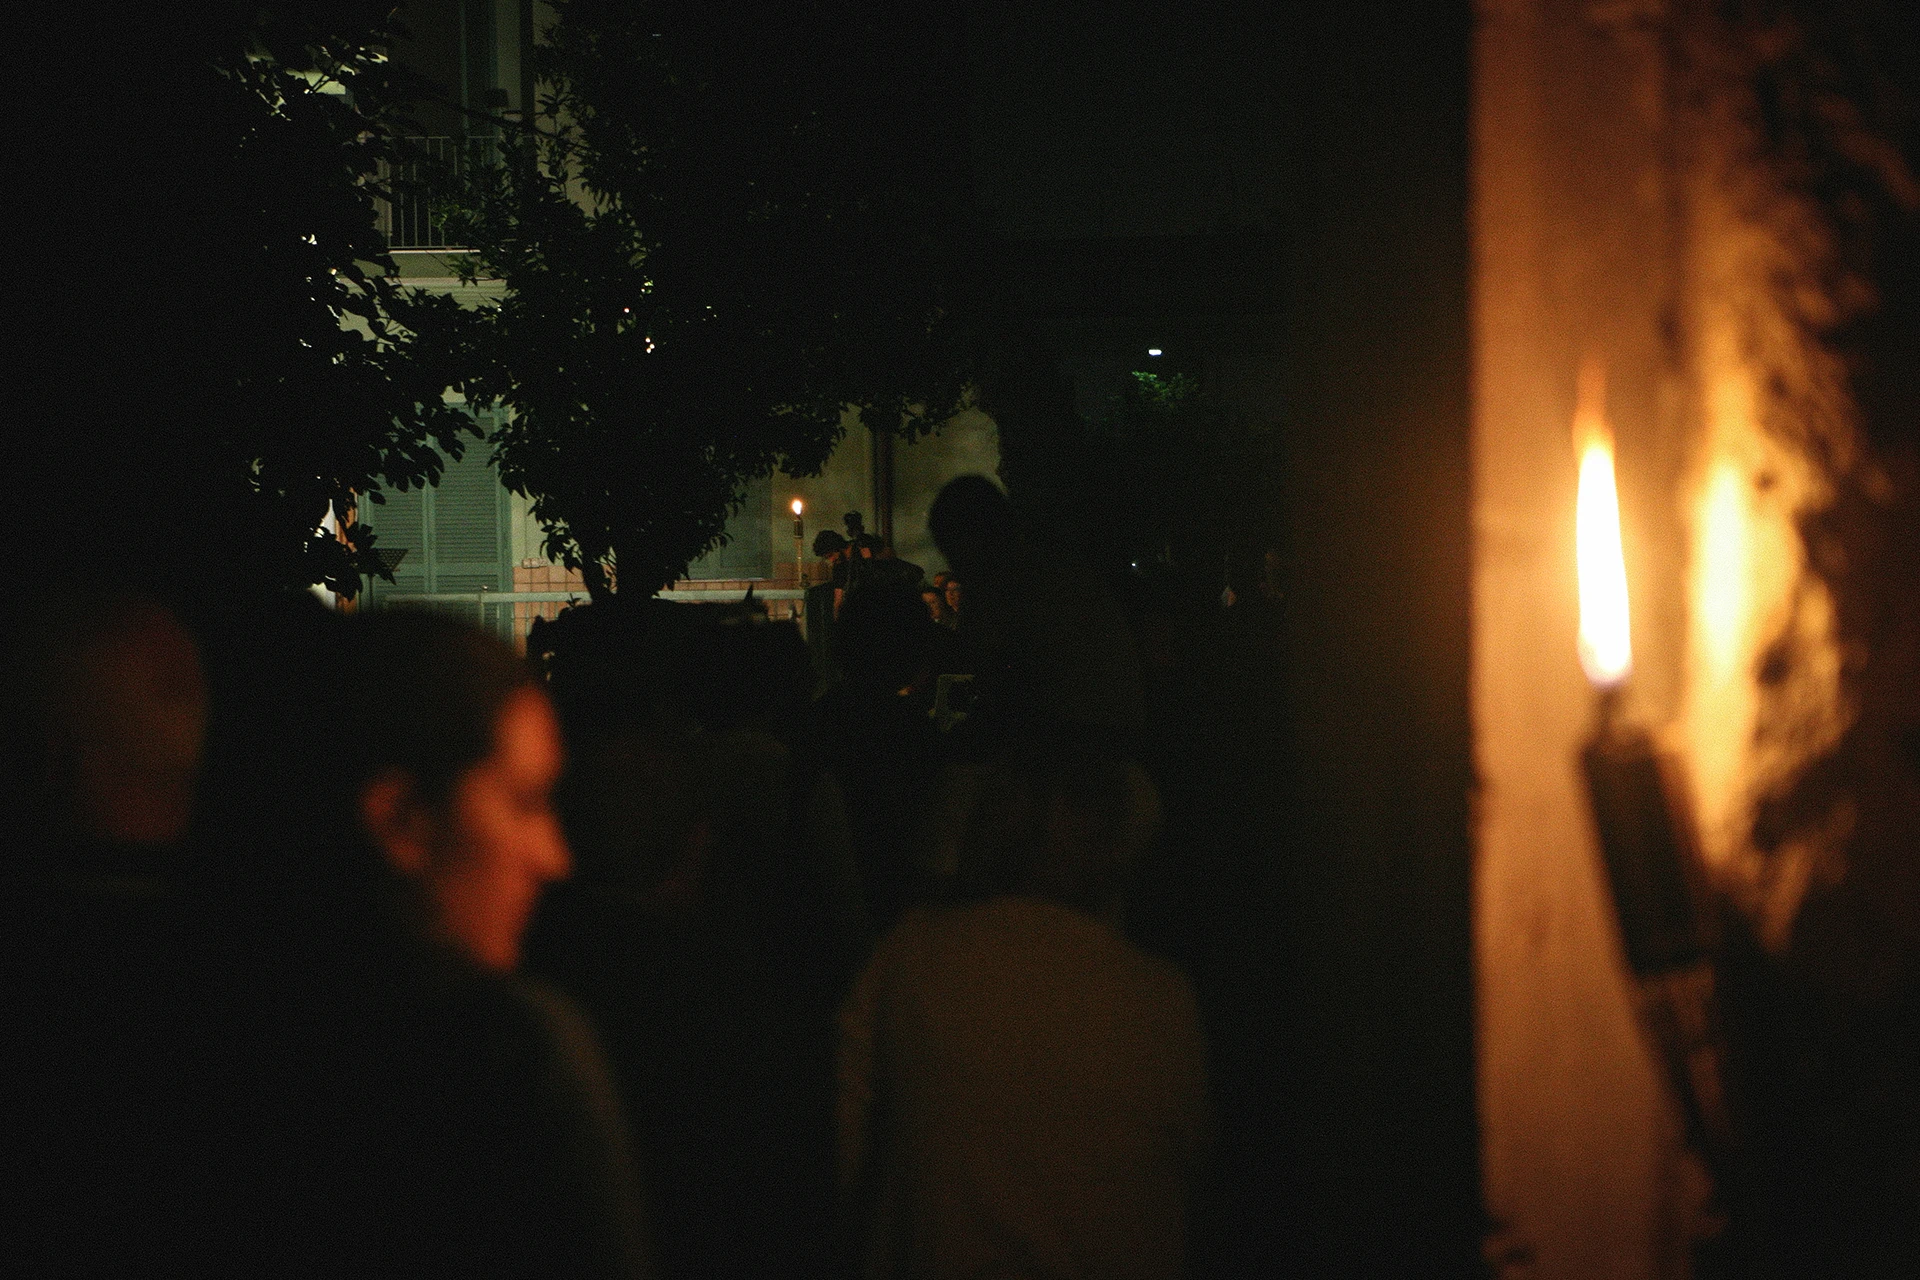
[11,595,208,850]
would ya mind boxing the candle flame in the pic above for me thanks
[1575,362,1632,687]
[791,498,804,516]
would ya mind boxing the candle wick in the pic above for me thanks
[1596,683,1625,738]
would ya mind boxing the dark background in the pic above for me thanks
[22,3,1482,1274]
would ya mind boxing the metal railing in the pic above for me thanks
[374,136,500,250]
[372,586,807,651]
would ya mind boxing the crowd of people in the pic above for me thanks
[7,475,1274,1279]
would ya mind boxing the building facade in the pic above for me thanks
[361,1,997,647]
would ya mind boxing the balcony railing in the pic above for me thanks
[375,135,500,251]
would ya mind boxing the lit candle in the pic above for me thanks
[1575,363,1632,694]
[1571,360,1734,1177]
[791,498,805,590]
[1573,362,1693,964]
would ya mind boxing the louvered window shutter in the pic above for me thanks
[358,412,507,604]
[430,427,508,593]
[362,484,428,602]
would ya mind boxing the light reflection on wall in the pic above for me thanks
[1692,459,1748,686]
[1684,446,1757,876]
[1681,276,1851,944]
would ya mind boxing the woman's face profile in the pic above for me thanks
[422,687,571,971]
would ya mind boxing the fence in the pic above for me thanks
[373,587,807,653]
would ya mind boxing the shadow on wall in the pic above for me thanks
[892,409,1002,575]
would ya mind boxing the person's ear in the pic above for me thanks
[358,769,434,877]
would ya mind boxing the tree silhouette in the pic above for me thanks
[445,1,980,598]
[26,3,476,597]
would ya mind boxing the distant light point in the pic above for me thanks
[1147,348,1163,357]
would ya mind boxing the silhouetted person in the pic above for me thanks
[529,728,855,1280]
[928,475,1145,750]
[5,593,207,863]
[815,579,946,933]
[810,530,853,679]
[528,603,863,1280]
[815,529,852,564]
[925,571,960,630]
[838,741,1209,1280]
[156,609,647,1278]
[5,593,210,1276]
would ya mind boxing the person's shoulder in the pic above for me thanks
[401,974,646,1276]
[891,896,1093,969]
[861,900,989,975]
[1017,899,1201,1008]
[868,902,944,954]
[448,973,634,1159]
[441,969,612,1081]
[378,956,582,1074]
[509,973,608,1061]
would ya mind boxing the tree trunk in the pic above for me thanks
[581,557,612,603]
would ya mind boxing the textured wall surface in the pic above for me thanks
[1476,2,1919,1277]
[1667,4,1920,1272]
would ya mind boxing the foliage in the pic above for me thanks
[1083,371,1283,589]
[27,4,474,597]
[444,0,979,598]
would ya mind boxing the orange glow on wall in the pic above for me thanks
[1682,349,1846,890]
[1693,460,1749,686]
[1575,366,1632,688]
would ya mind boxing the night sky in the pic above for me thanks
[964,0,1296,240]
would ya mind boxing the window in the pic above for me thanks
[361,412,510,601]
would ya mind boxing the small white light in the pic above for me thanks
[1147,348,1163,357]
